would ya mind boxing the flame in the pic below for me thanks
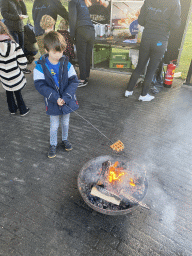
[129,178,136,187]
[108,161,125,183]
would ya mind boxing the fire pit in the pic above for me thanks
[78,156,148,215]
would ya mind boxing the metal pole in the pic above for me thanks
[183,60,192,86]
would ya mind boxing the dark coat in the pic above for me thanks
[1,0,27,32]
[68,0,93,39]
[138,0,181,40]
[34,55,79,116]
[32,0,68,37]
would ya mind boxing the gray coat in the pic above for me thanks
[1,0,27,32]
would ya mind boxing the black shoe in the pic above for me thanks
[62,140,72,151]
[48,145,56,158]
[78,80,88,88]
[20,108,30,116]
[27,56,35,65]
[23,68,31,74]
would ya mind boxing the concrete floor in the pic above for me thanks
[0,63,192,256]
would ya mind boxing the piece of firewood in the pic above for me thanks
[91,186,121,205]
[120,191,149,210]
[97,161,111,186]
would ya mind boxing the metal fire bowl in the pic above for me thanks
[78,155,148,215]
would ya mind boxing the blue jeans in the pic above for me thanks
[50,114,70,146]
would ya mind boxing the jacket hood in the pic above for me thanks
[0,36,16,57]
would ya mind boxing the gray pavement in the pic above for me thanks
[1,62,192,256]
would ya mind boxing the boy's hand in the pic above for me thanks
[57,98,65,106]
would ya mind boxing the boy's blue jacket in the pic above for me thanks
[33,54,79,115]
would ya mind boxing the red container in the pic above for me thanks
[164,60,177,88]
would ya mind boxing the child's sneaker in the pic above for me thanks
[125,90,133,97]
[48,145,56,158]
[62,140,72,151]
[138,94,155,102]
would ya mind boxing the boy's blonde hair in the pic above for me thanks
[40,15,56,30]
[58,19,68,30]
[0,21,13,40]
[44,31,66,52]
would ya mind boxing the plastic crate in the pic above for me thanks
[109,49,131,68]
[109,60,132,69]
[93,49,110,64]
[92,44,111,64]
[110,52,129,62]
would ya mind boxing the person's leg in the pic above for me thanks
[6,91,17,114]
[126,37,151,92]
[19,31,32,74]
[61,114,72,151]
[85,28,95,79]
[10,31,19,44]
[141,40,168,96]
[61,114,70,141]
[14,90,29,115]
[50,115,60,146]
[76,27,89,81]
[49,115,60,158]
[18,31,24,51]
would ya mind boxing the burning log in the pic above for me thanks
[97,160,111,186]
[91,185,121,205]
[78,156,149,215]
[120,190,149,209]
[95,160,149,209]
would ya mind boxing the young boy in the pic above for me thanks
[37,15,56,56]
[33,31,79,158]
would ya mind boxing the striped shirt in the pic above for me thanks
[0,40,27,92]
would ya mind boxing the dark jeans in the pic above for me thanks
[10,31,24,51]
[6,90,27,114]
[127,34,168,96]
[76,26,95,80]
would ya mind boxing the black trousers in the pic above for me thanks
[127,34,168,96]
[76,26,95,81]
[6,90,27,114]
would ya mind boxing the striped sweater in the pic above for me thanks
[0,38,27,92]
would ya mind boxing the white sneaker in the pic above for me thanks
[138,94,155,102]
[125,90,133,97]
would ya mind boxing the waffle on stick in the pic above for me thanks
[110,140,124,152]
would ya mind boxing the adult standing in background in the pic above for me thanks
[1,0,31,74]
[125,0,181,102]
[68,0,95,87]
[32,0,68,54]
